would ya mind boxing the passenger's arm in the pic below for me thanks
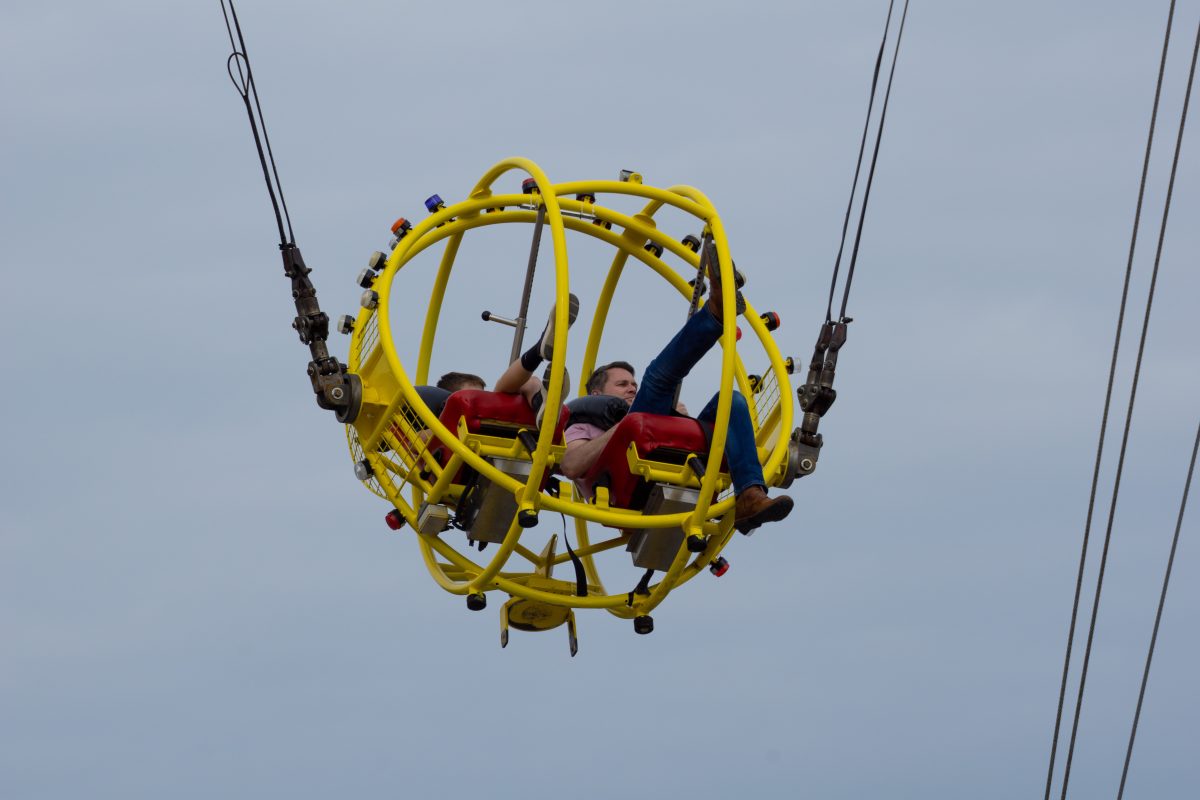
[560,426,619,479]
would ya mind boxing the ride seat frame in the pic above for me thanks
[578,412,732,570]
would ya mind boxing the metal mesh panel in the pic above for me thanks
[380,401,438,500]
[357,308,380,365]
[347,426,388,500]
[753,367,782,430]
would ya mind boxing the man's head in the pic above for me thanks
[437,371,486,392]
[586,360,637,402]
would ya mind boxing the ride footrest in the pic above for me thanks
[455,456,533,543]
[417,502,451,535]
[624,484,701,572]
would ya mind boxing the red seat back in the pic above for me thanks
[431,390,569,470]
[580,412,721,509]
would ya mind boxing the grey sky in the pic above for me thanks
[1,1,1197,798]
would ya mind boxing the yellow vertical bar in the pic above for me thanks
[416,233,465,386]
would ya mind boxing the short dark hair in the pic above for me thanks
[586,360,636,394]
[437,371,486,392]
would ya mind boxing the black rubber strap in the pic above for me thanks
[563,533,588,598]
[634,569,654,596]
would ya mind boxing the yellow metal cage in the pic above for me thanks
[344,157,797,650]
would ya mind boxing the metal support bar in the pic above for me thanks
[510,204,547,363]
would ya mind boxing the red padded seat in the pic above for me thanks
[430,390,569,471]
[579,412,724,510]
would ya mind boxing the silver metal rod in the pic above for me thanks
[510,204,547,363]
[482,311,519,328]
[514,203,596,222]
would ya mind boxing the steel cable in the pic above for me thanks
[221,0,295,247]
[838,0,910,323]
[824,0,896,322]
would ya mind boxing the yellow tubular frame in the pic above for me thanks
[346,158,795,619]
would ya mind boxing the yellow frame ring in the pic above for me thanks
[350,158,795,616]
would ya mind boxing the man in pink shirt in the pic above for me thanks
[559,261,793,535]
[492,260,793,534]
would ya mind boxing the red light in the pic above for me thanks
[385,510,404,530]
[710,557,730,577]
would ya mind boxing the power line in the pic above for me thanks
[1115,15,1200,800]
[1117,417,1200,799]
[1041,3,1177,797]
[1056,8,1200,799]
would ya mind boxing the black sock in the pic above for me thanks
[519,336,544,373]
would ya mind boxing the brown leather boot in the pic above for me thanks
[734,485,794,534]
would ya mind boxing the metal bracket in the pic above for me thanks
[281,244,362,423]
[779,425,822,488]
[797,320,847,418]
[784,320,847,486]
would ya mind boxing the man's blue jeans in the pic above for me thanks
[628,306,765,494]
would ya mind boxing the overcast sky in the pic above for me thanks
[2,2,1198,798]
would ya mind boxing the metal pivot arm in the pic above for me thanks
[282,244,361,423]
[784,320,849,485]
[797,320,847,418]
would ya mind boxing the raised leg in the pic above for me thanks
[629,306,723,416]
